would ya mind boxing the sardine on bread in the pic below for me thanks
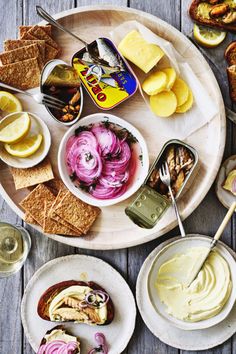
[37,280,114,325]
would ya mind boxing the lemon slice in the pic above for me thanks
[0,112,31,143]
[4,134,43,158]
[0,91,22,112]
[193,24,227,48]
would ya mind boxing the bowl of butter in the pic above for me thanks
[147,235,236,330]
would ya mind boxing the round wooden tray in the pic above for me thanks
[0,5,226,250]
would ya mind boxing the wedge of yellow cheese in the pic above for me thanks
[118,30,165,73]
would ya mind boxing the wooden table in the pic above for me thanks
[0,0,235,353]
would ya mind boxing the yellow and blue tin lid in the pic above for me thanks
[72,37,138,110]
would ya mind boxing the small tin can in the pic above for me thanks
[72,37,138,110]
[125,139,199,229]
[41,59,83,126]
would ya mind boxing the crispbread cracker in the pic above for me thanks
[24,212,38,225]
[27,25,59,49]
[10,159,54,190]
[20,184,55,226]
[0,57,40,90]
[19,25,52,38]
[4,39,45,63]
[49,189,82,234]
[54,191,100,234]
[43,200,78,236]
[45,179,66,196]
[0,44,43,69]
[21,32,58,62]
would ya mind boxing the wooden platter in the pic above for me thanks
[0,5,226,250]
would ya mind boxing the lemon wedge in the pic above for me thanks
[193,24,227,48]
[0,91,22,113]
[0,112,31,143]
[4,134,43,158]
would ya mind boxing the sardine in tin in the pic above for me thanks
[125,139,199,229]
[72,37,138,110]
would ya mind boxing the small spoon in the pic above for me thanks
[186,201,236,287]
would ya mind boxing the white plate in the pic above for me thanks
[147,236,236,331]
[21,254,136,354]
[58,113,149,207]
[0,112,51,168]
[136,235,236,351]
[216,155,236,210]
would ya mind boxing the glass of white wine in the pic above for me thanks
[0,222,31,277]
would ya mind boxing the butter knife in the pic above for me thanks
[187,201,236,287]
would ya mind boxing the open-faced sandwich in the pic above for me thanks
[37,280,114,325]
[37,325,80,354]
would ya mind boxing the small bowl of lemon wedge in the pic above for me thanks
[0,110,51,168]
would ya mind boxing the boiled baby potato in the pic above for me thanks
[171,78,189,106]
[162,67,177,90]
[142,71,167,96]
[150,91,177,117]
[176,90,194,113]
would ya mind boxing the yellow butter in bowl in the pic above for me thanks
[118,30,164,73]
[156,247,232,322]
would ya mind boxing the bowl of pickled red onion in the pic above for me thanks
[58,113,149,207]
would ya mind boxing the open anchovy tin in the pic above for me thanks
[72,37,138,110]
[125,139,199,229]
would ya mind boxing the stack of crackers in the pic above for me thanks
[0,25,60,90]
[9,158,100,237]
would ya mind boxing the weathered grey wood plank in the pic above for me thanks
[181,1,235,353]
[127,1,181,353]
[21,2,76,354]
[0,2,23,354]
[73,1,129,353]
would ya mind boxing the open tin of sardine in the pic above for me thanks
[72,37,138,110]
[41,59,83,126]
[125,139,199,229]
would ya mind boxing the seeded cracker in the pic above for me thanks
[54,191,101,234]
[24,212,38,225]
[43,200,78,236]
[45,179,66,196]
[19,25,52,38]
[0,57,40,90]
[0,44,43,69]
[10,159,54,190]
[4,39,45,63]
[27,25,59,50]
[21,32,58,62]
[20,184,55,226]
[49,190,82,235]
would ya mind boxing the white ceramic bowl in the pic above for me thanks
[0,112,51,168]
[147,235,236,331]
[58,113,149,207]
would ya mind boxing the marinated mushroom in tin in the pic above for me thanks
[147,144,195,198]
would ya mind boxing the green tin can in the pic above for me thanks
[125,139,198,229]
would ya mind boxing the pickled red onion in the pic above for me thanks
[66,122,136,200]
[88,332,108,354]
[37,340,78,354]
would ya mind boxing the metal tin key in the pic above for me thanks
[125,186,170,229]
[125,139,199,229]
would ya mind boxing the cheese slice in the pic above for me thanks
[118,30,164,73]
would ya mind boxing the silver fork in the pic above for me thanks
[159,162,186,237]
[0,82,65,110]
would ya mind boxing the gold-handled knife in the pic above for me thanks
[186,201,236,287]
